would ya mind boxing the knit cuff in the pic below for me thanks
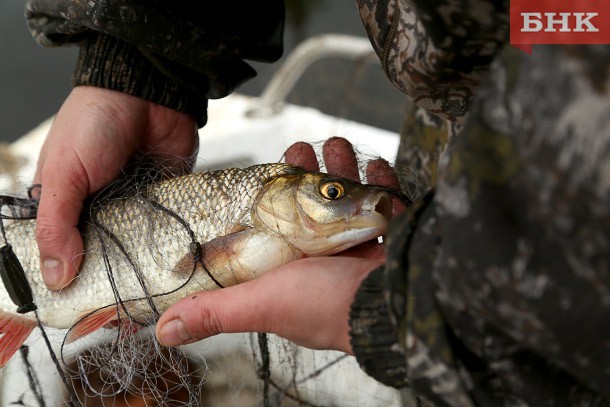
[349,266,408,388]
[73,34,208,127]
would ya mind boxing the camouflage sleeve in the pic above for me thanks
[394,103,458,200]
[355,0,509,125]
[25,0,285,126]
[356,0,511,203]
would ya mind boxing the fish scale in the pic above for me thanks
[0,163,392,367]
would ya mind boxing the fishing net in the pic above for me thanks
[65,330,205,406]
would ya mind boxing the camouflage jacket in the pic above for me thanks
[350,1,610,406]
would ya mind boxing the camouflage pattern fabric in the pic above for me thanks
[352,1,610,405]
[355,0,509,126]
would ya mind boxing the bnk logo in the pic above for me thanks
[521,12,598,32]
[510,0,609,53]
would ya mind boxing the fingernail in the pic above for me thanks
[42,258,64,289]
[158,319,193,347]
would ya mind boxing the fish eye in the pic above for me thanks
[319,180,345,200]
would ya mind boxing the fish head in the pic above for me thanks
[252,170,392,256]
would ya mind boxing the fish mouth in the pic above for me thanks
[350,190,392,230]
[365,191,392,224]
[300,191,393,256]
[343,190,392,235]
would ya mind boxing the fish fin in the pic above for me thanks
[203,230,301,285]
[0,310,36,367]
[172,229,301,287]
[66,307,119,344]
[171,226,249,277]
[172,251,198,277]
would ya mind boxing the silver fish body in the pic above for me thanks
[0,163,391,361]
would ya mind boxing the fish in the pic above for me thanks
[0,163,392,367]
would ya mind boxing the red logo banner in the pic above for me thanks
[510,0,610,53]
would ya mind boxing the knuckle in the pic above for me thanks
[191,300,225,337]
[34,221,63,246]
[45,157,90,194]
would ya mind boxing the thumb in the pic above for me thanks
[35,152,90,290]
[155,275,277,347]
[156,257,381,353]
[32,87,145,290]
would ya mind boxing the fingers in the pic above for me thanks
[284,137,404,215]
[284,142,319,171]
[323,137,359,181]
[366,158,400,189]
[157,257,382,353]
[33,89,132,289]
[366,158,406,217]
[285,137,361,180]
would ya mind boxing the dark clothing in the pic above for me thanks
[26,1,285,126]
[26,0,610,405]
[350,2,610,405]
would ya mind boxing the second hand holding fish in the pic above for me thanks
[157,137,405,354]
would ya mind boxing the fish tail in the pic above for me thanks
[0,310,36,367]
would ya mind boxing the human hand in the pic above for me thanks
[156,137,404,353]
[34,86,198,289]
